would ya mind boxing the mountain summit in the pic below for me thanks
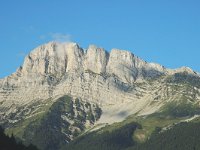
[0,42,198,120]
[0,42,200,150]
[15,42,167,80]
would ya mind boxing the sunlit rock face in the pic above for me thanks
[0,41,199,125]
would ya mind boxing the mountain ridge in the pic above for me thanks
[0,42,199,123]
[0,41,198,80]
[1,42,200,150]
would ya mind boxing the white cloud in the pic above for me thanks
[39,35,46,40]
[50,33,71,42]
[17,51,26,57]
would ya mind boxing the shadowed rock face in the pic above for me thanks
[0,42,199,126]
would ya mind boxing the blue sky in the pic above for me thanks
[0,0,200,78]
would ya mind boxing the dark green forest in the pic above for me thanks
[2,115,200,150]
[0,126,38,150]
[61,121,200,150]
[129,121,200,150]
[62,122,140,150]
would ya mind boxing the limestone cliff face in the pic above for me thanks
[21,42,84,77]
[106,49,166,83]
[0,42,199,125]
[10,42,168,84]
[106,49,138,83]
[84,45,108,74]
[18,42,167,81]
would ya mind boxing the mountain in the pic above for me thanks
[0,42,200,150]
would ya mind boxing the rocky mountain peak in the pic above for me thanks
[0,42,200,144]
[4,41,198,83]
[1,42,200,150]
[167,66,197,75]
[176,66,196,74]
[21,42,83,77]
[84,45,108,74]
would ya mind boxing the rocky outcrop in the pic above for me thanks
[21,42,84,77]
[84,45,108,74]
[16,42,170,82]
[106,49,139,83]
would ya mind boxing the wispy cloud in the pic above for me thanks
[50,33,71,42]
[39,33,72,43]
[17,51,26,58]
[39,35,46,40]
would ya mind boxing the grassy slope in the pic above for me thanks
[5,99,54,139]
